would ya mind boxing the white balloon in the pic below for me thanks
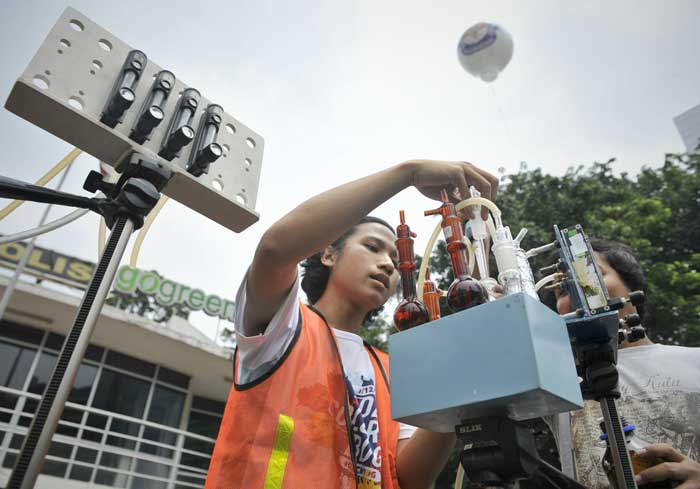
[457,23,514,82]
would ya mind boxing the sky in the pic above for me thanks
[1,0,698,341]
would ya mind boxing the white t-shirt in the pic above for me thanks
[569,344,700,488]
[234,271,417,488]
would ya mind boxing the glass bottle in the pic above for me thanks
[393,211,430,331]
[424,190,487,312]
[599,419,677,489]
[422,268,442,321]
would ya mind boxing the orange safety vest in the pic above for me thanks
[205,303,402,489]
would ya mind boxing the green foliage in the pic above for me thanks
[429,153,700,347]
[492,152,700,347]
[359,313,391,352]
[219,325,236,346]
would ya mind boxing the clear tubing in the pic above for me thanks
[526,240,558,259]
[534,273,561,293]
[417,197,502,301]
[129,195,169,267]
[0,208,89,245]
[0,148,82,221]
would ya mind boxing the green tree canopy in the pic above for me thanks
[491,152,700,347]
[418,152,700,347]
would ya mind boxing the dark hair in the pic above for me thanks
[589,238,647,321]
[301,216,394,324]
[539,237,648,322]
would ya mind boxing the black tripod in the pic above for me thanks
[457,416,587,489]
[0,153,171,489]
[456,308,640,489]
[569,309,639,489]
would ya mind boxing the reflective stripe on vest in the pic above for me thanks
[263,414,295,489]
[204,302,402,489]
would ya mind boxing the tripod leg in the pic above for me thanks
[600,396,638,489]
[7,216,135,489]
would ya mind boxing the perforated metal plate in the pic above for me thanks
[5,7,263,232]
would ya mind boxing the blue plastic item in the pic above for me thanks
[389,292,583,432]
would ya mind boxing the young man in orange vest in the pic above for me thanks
[205,160,499,489]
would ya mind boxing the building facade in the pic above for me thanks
[0,263,233,489]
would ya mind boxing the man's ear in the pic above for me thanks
[320,246,337,267]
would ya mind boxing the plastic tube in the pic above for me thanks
[98,218,107,256]
[534,273,561,293]
[417,197,502,301]
[0,148,82,222]
[0,208,90,245]
[129,195,169,267]
[526,240,558,259]
[455,464,466,489]
[464,197,503,228]
[485,214,498,240]
[464,237,476,276]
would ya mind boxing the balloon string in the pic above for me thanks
[489,84,522,165]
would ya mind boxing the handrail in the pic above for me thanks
[0,385,216,442]
[0,385,216,487]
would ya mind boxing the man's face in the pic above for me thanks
[556,252,636,318]
[323,222,400,311]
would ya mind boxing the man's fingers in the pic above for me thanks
[637,444,685,463]
[460,164,491,219]
[453,172,474,219]
[636,462,686,484]
[472,165,500,201]
[676,481,700,489]
[454,171,469,202]
[462,164,491,200]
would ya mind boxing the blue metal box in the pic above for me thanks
[389,293,583,432]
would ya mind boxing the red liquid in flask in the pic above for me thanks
[393,210,430,331]
[424,190,487,312]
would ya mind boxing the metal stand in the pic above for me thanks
[572,314,638,489]
[1,153,170,489]
[458,417,587,489]
[457,313,639,489]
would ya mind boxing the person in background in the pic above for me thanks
[555,239,700,489]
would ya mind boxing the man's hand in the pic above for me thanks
[405,160,499,218]
[635,443,700,488]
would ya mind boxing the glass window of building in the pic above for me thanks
[0,322,221,489]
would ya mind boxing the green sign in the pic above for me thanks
[114,265,235,322]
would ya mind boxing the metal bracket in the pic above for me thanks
[4,7,263,232]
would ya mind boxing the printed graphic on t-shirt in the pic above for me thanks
[350,375,382,489]
[572,373,700,489]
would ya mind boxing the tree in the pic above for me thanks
[359,313,392,352]
[490,153,700,347]
[105,271,191,323]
